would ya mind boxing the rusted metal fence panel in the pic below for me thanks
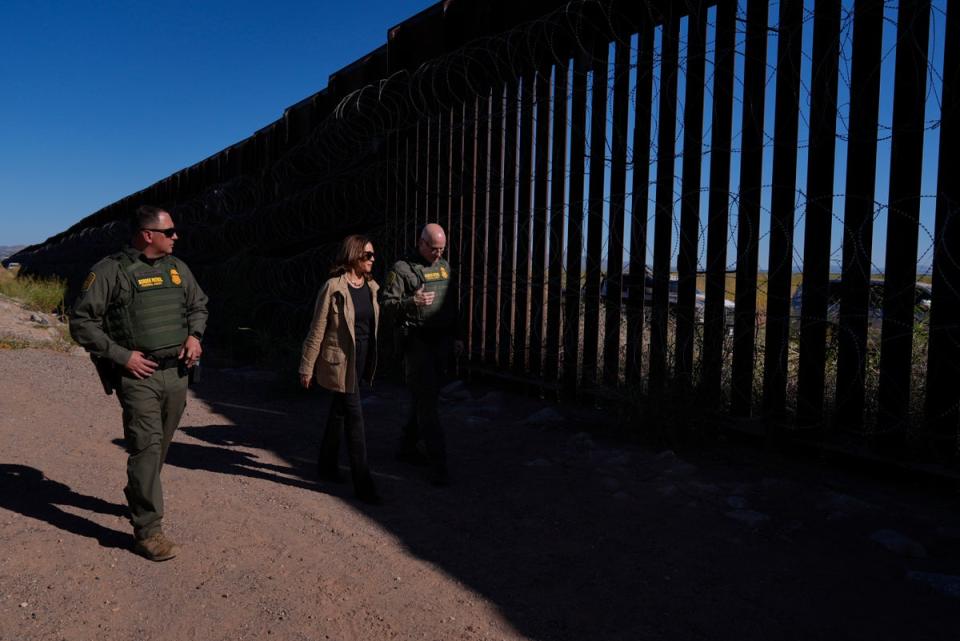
[730,0,769,416]
[603,40,631,388]
[485,84,505,367]
[649,12,680,391]
[471,91,490,362]
[626,18,654,387]
[675,3,707,383]
[529,67,551,379]
[797,0,842,427]
[581,41,608,389]
[562,54,588,395]
[835,0,885,431]
[458,98,477,350]
[513,75,535,374]
[701,0,736,405]
[499,80,519,371]
[439,107,453,244]
[403,127,417,251]
[877,0,932,434]
[925,0,960,450]
[14,0,959,466]
[761,0,804,419]
[449,103,464,273]
[544,62,568,385]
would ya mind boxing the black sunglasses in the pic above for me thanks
[361,251,376,260]
[141,228,179,238]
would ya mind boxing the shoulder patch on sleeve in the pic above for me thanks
[386,271,397,287]
[81,272,96,291]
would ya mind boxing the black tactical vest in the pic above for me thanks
[105,252,189,352]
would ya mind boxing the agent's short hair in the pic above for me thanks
[133,205,167,233]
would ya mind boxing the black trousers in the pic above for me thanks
[402,332,453,470]
[318,337,374,491]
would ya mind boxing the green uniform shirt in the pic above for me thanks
[70,246,209,365]
[381,254,458,333]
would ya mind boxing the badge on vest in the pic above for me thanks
[439,266,448,279]
[170,268,182,286]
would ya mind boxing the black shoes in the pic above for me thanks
[395,445,430,467]
[355,486,383,505]
[428,465,451,487]
[317,462,344,483]
[354,475,383,505]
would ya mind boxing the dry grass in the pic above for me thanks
[0,266,75,351]
[0,267,66,314]
[0,335,35,349]
[0,332,75,352]
[692,273,803,311]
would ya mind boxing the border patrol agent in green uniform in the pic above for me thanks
[70,206,208,561]
[381,223,461,486]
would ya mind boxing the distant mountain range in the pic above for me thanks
[0,245,26,263]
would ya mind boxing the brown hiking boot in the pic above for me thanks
[134,533,180,562]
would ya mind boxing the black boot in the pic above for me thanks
[317,461,344,483]
[354,472,382,505]
[428,463,451,487]
[395,441,429,466]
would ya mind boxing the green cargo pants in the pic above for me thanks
[116,366,188,540]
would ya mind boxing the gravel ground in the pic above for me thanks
[1,305,959,641]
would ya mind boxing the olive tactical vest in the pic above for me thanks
[410,259,453,328]
[105,252,189,352]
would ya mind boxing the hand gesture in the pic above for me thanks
[413,285,436,307]
[125,351,158,379]
[178,335,202,367]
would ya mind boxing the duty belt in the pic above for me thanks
[145,354,181,370]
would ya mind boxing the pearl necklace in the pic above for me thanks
[346,273,364,288]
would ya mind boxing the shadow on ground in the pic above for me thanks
[166,368,960,641]
[0,464,129,550]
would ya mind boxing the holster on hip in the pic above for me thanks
[90,355,117,395]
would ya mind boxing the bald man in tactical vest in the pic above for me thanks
[70,205,208,561]
[381,223,462,486]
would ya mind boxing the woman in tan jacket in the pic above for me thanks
[299,235,381,504]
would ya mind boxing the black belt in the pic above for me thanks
[145,354,181,370]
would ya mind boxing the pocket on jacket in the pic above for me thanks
[321,345,343,364]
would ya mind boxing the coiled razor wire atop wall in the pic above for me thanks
[11,0,960,456]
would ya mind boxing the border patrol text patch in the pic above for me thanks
[137,277,164,287]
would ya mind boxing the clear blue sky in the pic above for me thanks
[0,0,948,277]
[0,0,433,246]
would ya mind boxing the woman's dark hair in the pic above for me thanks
[330,234,373,280]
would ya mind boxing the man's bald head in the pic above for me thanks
[418,223,447,264]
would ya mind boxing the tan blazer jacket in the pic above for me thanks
[299,274,379,393]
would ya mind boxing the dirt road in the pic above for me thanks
[1,306,959,640]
